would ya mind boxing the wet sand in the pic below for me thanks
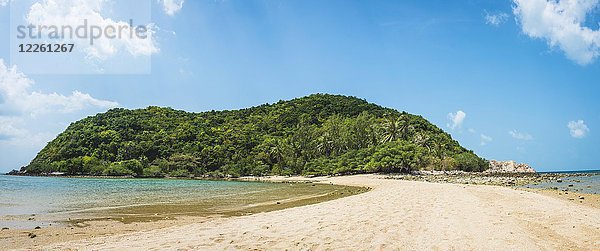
[32,174,600,250]
[0,182,366,249]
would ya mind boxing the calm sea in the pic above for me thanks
[0,175,347,229]
[525,170,600,195]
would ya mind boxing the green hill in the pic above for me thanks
[23,94,488,177]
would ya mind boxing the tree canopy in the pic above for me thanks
[24,94,488,177]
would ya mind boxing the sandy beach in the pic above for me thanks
[20,174,594,250]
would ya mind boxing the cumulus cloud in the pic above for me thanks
[0,59,117,143]
[480,134,493,146]
[25,0,159,60]
[568,120,589,138]
[447,110,466,130]
[0,59,118,116]
[484,11,509,27]
[509,130,534,140]
[161,0,185,16]
[513,0,600,65]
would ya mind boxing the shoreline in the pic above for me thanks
[2,174,599,249]
[9,174,598,250]
[4,170,598,193]
[0,180,367,249]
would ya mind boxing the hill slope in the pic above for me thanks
[24,94,487,177]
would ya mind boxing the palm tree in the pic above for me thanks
[380,114,411,143]
[380,116,399,143]
[413,132,432,153]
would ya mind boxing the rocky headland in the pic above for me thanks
[485,160,536,174]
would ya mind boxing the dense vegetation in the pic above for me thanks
[22,94,488,177]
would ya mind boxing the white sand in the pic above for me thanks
[45,174,600,250]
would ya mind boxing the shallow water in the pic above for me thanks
[524,171,599,195]
[0,175,363,229]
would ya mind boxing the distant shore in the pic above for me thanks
[5,174,596,250]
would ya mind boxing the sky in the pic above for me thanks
[1,0,600,172]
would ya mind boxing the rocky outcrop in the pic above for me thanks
[486,160,536,174]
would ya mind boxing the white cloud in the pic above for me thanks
[509,130,534,140]
[0,117,26,140]
[0,117,55,147]
[0,0,11,7]
[0,59,118,117]
[447,110,466,130]
[484,11,509,27]
[480,134,493,146]
[568,120,589,138]
[0,59,117,142]
[161,0,184,16]
[513,0,600,65]
[25,0,159,60]
[0,59,119,169]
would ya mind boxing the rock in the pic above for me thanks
[486,160,536,174]
[568,184,573,187]
[557,179,563,183]
[28,233,36,238]
[1,227,8,231]
[579,196,585,200]
[276,202,281,205]
[34,226,41,229]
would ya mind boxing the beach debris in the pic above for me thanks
[276,202,281,204]
[28,233,36,238]
[568,184,573,187]
[1,227,8,231]
[28,217,34,221]
[557,179,563,183]
[578,196,584,200]
[34,226,41,229]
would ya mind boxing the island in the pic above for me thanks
[16,94,488,177]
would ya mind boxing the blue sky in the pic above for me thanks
[1,0,599,172]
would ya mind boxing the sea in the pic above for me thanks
[525,170,600,195]
[0,175,352,229]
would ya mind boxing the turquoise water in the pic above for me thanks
[0,175,307,229]
[525,171,600,195]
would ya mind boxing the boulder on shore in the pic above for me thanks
[486,160,536,174]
